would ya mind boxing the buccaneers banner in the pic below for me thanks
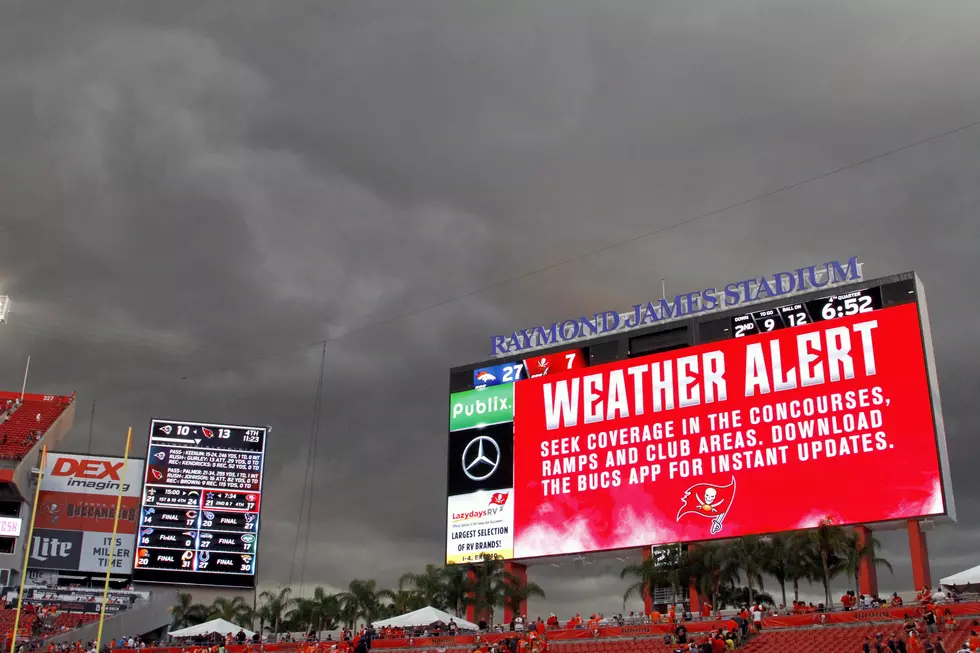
[113,645,300,653]
[512,303,946,558]
[370,621,740,649]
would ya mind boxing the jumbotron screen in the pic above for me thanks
[132,419,267,588]
[446,284,948,563]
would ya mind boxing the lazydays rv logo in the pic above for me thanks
[452,493,510,522]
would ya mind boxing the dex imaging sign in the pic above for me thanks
[42,454,143,497]
[35,453,144,573]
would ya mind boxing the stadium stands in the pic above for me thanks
[50,611,100,633]
[550,640,685,653]
[0,608,38,637]
[0,392,73,460]
[741,621,971,652]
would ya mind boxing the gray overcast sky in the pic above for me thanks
[2,0,980,616]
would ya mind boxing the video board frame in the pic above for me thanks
[447,271,954,564]
[131,418,268,588]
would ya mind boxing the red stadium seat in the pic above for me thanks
[0,393,73,461]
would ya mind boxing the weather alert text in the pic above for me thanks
[511,302,945,559]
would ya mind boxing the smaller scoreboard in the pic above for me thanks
[132,419,268,588]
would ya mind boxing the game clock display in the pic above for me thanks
[131,419,268,588]
[731,286,883,338]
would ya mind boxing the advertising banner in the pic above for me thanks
[35,493,140,534]
[445,421,515,564]
[450,385,514,432]
[28,528,84,570]
[32,453,144,573]
[446,490,514,564]
[41,454,143,497]
[511,303,945,558]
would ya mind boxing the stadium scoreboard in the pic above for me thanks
[132,418,268,588]
[729,286,883,339]
[447,272,954,563]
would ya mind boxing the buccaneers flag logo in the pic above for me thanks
[676,476,737,535]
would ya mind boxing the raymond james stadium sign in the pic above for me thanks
[490,256,863,356]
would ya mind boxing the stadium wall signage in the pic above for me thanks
[490,256,862,355]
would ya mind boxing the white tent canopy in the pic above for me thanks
[941,564,980,588]
[170,619,255,639]
[372,607,478,630]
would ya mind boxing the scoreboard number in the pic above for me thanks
[784,311,808,327]
[732,287,882,338]
[501,364,523,383]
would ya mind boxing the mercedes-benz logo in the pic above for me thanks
[462,435,500,482]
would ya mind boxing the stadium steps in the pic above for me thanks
[42,587,178,646]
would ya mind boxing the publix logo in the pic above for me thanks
[449,384,514,431]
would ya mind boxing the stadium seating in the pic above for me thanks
[50,611,100,632]
[374,617,980,653]
[550,640,683,653]
[0,607,38,637]
[739,620,971,653]
[0,394,72,460]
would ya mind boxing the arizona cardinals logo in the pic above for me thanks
[677,476,736,535]
[202,428,215,438]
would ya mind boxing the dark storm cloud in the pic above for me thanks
[2,0,980,616]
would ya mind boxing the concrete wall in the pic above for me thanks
[44,588,177,646]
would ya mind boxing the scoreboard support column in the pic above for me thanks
[465,566,480,625]
[907,520,932,592]
[855,526,879,597]
[685,544,700,614]
[640,548,653,615]
[503,561,528,624]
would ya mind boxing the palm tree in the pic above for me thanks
[259,586,294,636]
[400,564,450,610]
[717,586,776,610]
[621,548,678,608]
[339,579,384,627]
[467,555,507,625]
[841,531,894,598]
[440,565,472,617]
[687,542,741,611]
[799,522,850,608]
[283,589,340,635]
[502,573,545,621]
[760,533,812,608]
[378,587,426,616]
[172,592,209,629]
[284,598,315,634]
[732,536,766,607]
[308,587,341,632]
[210,596,254,629]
